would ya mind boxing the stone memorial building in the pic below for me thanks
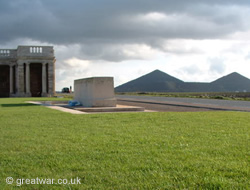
[0,45,55,97]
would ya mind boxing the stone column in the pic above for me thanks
[17,61,25,96]
[48,61,55,96]
[25,62,31,96]
[9,65,13,94]
[42,62,47,96]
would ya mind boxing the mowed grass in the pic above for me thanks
[0,98,249,189]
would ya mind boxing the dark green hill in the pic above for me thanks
[115,70,184,92]
[115,70,250,92]
[211,72,250,92]
[180,82,211,92]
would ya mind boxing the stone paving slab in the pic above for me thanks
[26,101,149,114]
[26,101,86,114]
[74,105,144,112]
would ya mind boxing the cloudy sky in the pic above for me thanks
[1,0,250,90]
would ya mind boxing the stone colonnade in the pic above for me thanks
[9,61,55,97]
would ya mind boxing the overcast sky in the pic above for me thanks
[1,0,250,90]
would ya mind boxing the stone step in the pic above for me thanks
[74,106,145,112]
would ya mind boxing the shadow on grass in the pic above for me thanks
[0,103,39,107]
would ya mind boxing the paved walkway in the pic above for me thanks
[116,95,250,112]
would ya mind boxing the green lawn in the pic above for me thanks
[0,98,249,189]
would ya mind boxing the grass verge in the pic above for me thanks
[0,98,249,189]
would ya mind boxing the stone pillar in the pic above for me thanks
[17,62,25,96]
[15,65,18,95]
[48,61,55,96]
[42,62,47,96]
[25,62,31,96]
[9,65,13,94]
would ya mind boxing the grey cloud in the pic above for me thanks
[246,53,250,60]
[54,43,148,62]
[179,65,201,75]
[1,0,250,61]
[209,58,226,74]
[151,40,204,55]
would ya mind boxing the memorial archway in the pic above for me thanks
[0,65,10,97]
[30,63,42,97]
